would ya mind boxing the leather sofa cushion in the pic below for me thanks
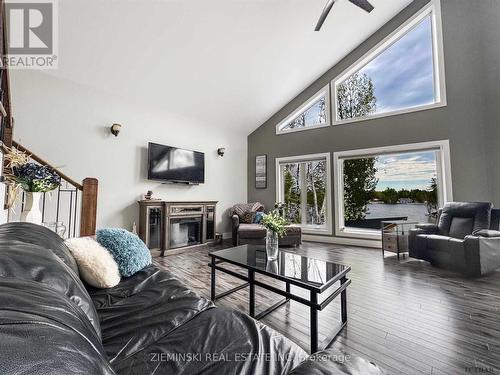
[0,240,101,338]
[88,266,214,365]
[438,202,492,237]
[0,278,114,375]
[0,222,79,276]
[423,235,465,270]
[426,235,451,253]
[90,266,307,375]
[110,307,307,375]
[449,217,474,239]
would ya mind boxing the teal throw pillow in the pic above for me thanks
[254,211,264,224]
[96,228,152,277]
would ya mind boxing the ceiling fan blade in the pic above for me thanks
[348,0,374,13]
[315,0,336,31]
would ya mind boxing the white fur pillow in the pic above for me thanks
[65,237,121,288]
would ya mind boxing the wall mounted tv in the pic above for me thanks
[147,142,205,184]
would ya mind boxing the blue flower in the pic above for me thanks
[12,162,61,192]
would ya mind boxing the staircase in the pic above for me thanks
[0,0,97,237]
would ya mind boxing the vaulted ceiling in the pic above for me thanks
[43,0,412,134]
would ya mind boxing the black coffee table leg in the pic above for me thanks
[310,291,318,354]
[210,257,216,301]
[249,269,255,318]
[341,276,347,323]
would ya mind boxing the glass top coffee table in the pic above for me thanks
[208,245,351,353]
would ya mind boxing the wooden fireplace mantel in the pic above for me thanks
[138,200,217,256]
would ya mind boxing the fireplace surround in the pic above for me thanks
[138,200,217,256]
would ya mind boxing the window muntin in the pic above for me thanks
[333,2,445,124]
[276,86,330,134]
[276,153,331,234]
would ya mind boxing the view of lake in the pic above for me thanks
[365,203,431,223]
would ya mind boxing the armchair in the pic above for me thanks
[230,202,265,246]
[409,202,500,276]
[230,203,302,247]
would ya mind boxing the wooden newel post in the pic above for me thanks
[80,178,98,237]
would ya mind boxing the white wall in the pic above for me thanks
[10,70,247,234]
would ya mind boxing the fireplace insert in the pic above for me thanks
[169,216,202,249]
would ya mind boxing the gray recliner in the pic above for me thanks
[409,202,500,276]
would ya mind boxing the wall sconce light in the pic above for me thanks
[217,148,226,157]
[110,123,122,137]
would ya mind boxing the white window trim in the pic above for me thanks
[333,140,453,240]
[331,0,447,126]
[275,152,332,235]
[276,85,331,135]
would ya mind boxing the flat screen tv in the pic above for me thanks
[147,142,205,184]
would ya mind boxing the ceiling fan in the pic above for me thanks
[315,0,374,31]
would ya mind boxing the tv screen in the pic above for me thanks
[147,142,205,184]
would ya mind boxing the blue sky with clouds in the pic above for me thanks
[288,16,435,129]
[375,151,437,191]
[359,15,435,113]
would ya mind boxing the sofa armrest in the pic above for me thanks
[464,233,500,276]
[288,349,383,375]
[414,223,439,233]
[408,224,439,258]
[472,229,500,237]
[231,214,240,227]
[231,215,240,246]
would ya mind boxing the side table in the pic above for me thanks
[381,220,417,259]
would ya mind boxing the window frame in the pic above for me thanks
[275,152,332,235]
[331,0,447,126]
[275,85,331,135]
[333,140,453,240]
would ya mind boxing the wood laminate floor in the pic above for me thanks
[154,241,500,375]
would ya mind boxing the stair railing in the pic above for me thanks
[5,141,98,238]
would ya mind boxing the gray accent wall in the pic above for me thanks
[481,1,500,205]
[247,0,500,239]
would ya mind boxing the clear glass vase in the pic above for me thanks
[55,221,67,238]
[266,230,279,260]
[43,221,67,238]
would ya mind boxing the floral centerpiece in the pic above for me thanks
[261,211,288,260]
[3,147,61,224]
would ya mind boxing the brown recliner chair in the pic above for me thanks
[409,202,500,276]
[230,203,302,247]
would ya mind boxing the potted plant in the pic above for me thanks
[4,147,61,224]
[261,211,288,260]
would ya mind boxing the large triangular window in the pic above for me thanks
[333,3,446,124]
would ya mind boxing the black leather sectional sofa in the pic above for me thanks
[0,222,382,375]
